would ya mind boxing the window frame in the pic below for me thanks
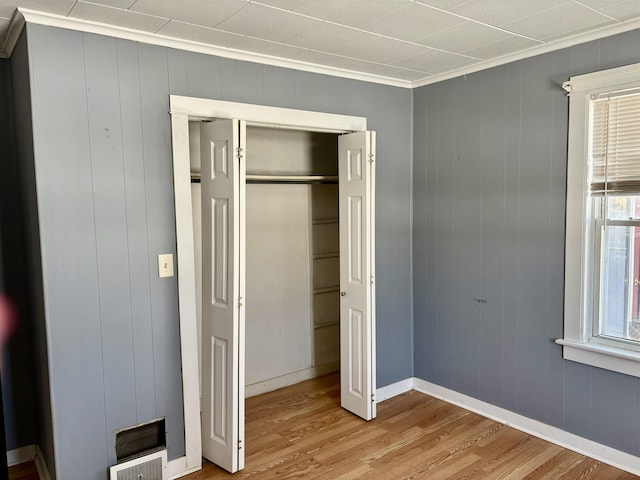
[559,62,640,378]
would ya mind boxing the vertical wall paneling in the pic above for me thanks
[358,78,413,384]
[186,51,221,101]
[451,73,482,398]
[0,58,15,449]
[412,87,427,380]
[515,53,554,423]
[478,66,507,408]
[547,48,571,430]
[434,81,455,388]
[424,86,439,382]
[0,55,39,451]
[501,60,522,413]
[236,61,264,106]
[24,22,412,479]
[137,42,185,460]
[263,66,295,109]
[83,33,137,466]
[564,361,592,439]
[413,27,640,458]
[564,38,600,441]
[28,25,108,479]
[219,58,239,103]
[292,70,319,112]
[167,49,188,97]
[569,40,601,78]
[599,29,640,72]
[10,30,56,476]
[590,369,636,452]
[116,38,157,424]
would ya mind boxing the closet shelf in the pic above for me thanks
[313,252,340,260]
[313,286,340,295]
[312,217,338,225]
[246,174,338,184]
[314,320,339,329]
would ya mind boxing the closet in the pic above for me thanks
[171,96,376,474]
[223,125,341,395]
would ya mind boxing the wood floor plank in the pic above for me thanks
[183,373,640,480]
[8,461,39,480]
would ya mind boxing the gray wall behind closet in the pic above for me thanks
[25,23,412,480]
[413,28,640,456]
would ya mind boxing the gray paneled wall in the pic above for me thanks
[413,28,640,457]
[9,31,56,475]
[1,54,40,452]
[24,23,412,480]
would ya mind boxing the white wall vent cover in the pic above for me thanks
[109,449,167,480]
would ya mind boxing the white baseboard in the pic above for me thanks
[412,377,640,477]
[245,362,339,398]
[168,455,201,480]
[376,377,413,402]
[34,446,51,480]
[6,444,51,480]
[6,444,35,466]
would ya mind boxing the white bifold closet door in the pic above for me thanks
[339,131,377,421]
[200,119,246,473]
[199,121,376,473]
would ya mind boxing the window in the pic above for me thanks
[560,63,640,377]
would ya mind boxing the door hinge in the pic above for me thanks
[370,275,375,285]
[236,147,244,160]
[238,440,243,450]
[371,393,375,403]
[238,296,243,308]
[368,153,375,163]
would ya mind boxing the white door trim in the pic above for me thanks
[170,96,368,478]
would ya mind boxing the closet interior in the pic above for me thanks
[190,121,341,398]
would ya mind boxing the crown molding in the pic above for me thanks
[0,10,26,58]
[6,7,640,89]
[16,8,413,88]
[413,16,640,88]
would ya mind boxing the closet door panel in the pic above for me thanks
[200,119,245,473]
[339,131,376,421]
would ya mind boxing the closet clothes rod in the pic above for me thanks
[190,174,338,184]
[246,174,338,185]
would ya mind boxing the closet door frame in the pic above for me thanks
[170,95,371,477]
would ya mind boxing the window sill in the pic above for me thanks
[556,338,640,378]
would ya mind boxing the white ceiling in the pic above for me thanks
[1,0,640,87]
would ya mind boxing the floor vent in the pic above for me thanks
[109,449,167,480]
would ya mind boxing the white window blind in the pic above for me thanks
[590,89,640,195]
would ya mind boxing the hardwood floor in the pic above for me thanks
[8,461,38,480]
[185,373,637,479]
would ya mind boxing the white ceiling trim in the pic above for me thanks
[413,15,640,87]
[14,8,413,88]
[0,10,25,58]
[4,7,640,89]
